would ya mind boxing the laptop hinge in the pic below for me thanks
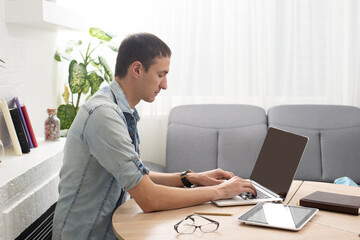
[252,180,282,199]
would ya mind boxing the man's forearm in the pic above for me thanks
[129,175,220,212]
[148,171,184,187]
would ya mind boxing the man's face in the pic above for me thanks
[138,57,170,103]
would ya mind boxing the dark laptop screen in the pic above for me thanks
[250,127,308,199]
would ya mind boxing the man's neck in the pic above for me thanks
[116,77,139,109]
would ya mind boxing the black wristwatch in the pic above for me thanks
[181,169,194,188]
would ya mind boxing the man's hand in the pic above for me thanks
[187,168,235,186]
[215,176,257,200]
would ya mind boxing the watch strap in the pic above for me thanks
[181,170,194,188]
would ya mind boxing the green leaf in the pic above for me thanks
[91,60,103,71]
[65,40,82,54]
[104,73,110,83]
[57,104,77,130]
[87,72,104,95]
[68,60,87,93]
[0,58,5,68]
[82,77,91,95]
[89,28,113,42]
[98,56,113,83]
[54,50,62,62]
[54,49,72,62]
[105,41,119,52]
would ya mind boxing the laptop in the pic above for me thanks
[212,127,308,207]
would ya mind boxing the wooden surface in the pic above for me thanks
[288,181,360,234]
[112,180,360,240]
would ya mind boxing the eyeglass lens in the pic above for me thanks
[176,216,218,234]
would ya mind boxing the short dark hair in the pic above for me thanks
[115,33,171,78]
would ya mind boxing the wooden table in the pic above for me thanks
[112,180,360,240]
[288,181,360,235]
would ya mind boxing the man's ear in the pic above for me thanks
[129,61,143,78]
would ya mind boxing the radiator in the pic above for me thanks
[15,203,56,240]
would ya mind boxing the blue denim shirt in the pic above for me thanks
[52,81,149,240]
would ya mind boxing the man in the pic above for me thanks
[52,33,256,240]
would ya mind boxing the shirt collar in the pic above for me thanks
[110,80,140,121]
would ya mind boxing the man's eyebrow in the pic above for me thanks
[160,70,169,74]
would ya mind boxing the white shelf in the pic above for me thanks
[5,0,89,31]
[0,137,66,187]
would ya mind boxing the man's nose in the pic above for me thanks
[160,78,167,90]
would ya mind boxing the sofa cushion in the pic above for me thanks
[166,104,267,174]
[217,125,267,179]
[321,126,360,183]
[268,105,360,183]
[165,124,218,173]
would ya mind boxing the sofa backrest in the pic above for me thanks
[165,104,267,178]
[165,104,360,184]
[268,105,360,184]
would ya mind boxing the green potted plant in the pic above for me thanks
[54,28,118,130]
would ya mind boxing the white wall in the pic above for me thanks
[0,0,67,148]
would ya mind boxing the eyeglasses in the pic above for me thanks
[174,214,219,234]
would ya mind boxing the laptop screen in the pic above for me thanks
[250,127,308,199]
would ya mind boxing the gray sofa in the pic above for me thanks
[145,104,360,184]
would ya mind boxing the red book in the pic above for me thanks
[21,105,38,147]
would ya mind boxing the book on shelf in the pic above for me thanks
[10,108,30,153]
[14,97,34,148]
[21,104,38,147]
[0,98,22,156]
[300,191,360,215]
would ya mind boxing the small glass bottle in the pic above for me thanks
[45,108,60,141]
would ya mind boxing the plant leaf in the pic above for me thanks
[54,50,62,62]
[105,41,119,52]
[87,72,104,95]
[98,56,113,83]
[68,60,87,93]
[89,28,113,42]
[0,58,5,68]
[82,77,91,95]
[57,104,77,130]
[54,49,72,62]
[62,85,70,104]
[104,73,110,83]
[65,40,82,54]
[91,60,103,71]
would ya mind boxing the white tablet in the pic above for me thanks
[237,202,318,231]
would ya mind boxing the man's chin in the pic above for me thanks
[143,98,156,103]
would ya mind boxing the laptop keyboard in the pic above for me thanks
[240,190,271,200]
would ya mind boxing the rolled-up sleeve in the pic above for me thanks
[83,105,146,191]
